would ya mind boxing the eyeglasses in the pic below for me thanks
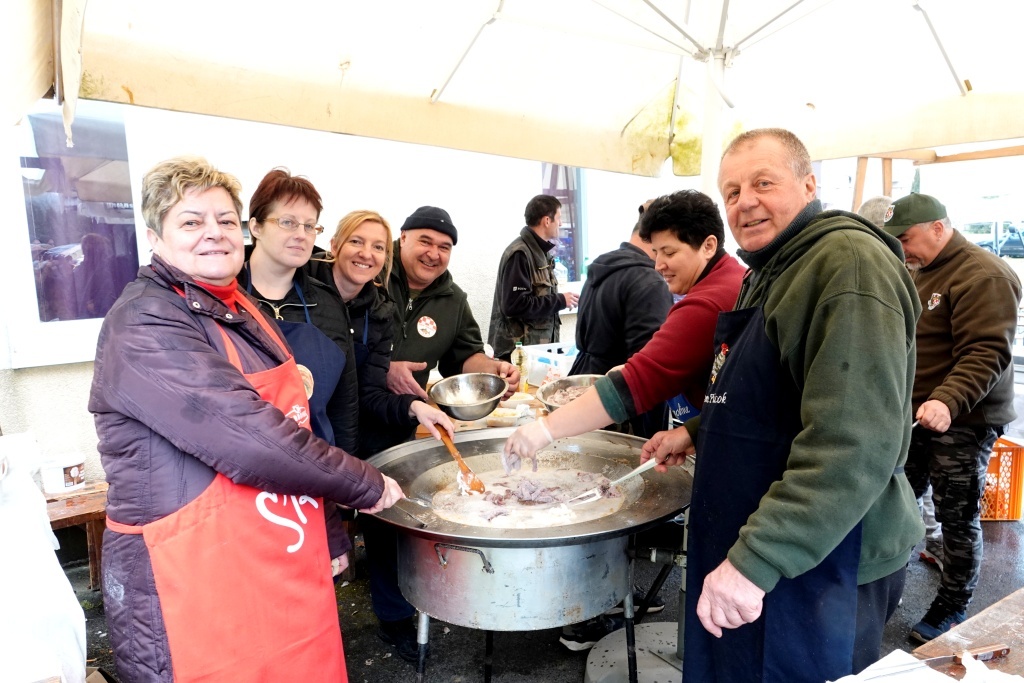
[263,217,324,235]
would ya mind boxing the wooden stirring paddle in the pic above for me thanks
[439,431,486,493]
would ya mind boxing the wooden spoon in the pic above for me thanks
[439,431,486,494]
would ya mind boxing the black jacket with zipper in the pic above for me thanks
[356,240,486,451]
[570,241,672,375]
[387,239,485,386]
[306,251,420,456]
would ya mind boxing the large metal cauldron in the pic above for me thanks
[367,428,692,631]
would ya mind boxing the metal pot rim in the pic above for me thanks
[367,427,692,547]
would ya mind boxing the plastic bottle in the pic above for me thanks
[510,341,529,392]
[552,257,569,284]
[581,256,591,283]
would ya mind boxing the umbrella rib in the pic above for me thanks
[589,0,699,56]
[430,0,503,104]
[715,0,731,51]
[913,2,968,96]
[733,0,810,51]
[637,0,708,55]
[506,8,691,56]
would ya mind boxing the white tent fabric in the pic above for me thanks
[10,0,1024,178]
[4,2,56,130]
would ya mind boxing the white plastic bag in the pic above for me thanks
[0,433,87,683]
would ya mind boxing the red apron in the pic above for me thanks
[107,293,346,682]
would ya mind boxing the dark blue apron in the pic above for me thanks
[683,306,862,683]
[246,276,346,446]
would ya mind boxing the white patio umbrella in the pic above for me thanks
[8,0,1024,181]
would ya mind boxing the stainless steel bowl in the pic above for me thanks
[535,374,603,412]
[428,373,508,421]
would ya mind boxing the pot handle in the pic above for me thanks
[434,543,495,574]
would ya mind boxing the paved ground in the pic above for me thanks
[72,519,1023,682]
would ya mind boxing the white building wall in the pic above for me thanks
[2,105,695,482]
[581,167,702,261]
[0,365,99,477]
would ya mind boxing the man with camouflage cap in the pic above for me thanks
[883,191,1021,642]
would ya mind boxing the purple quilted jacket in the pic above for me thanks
[89,257,384,682]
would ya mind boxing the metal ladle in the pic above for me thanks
[567,458,659,506]
[393,499,430,528]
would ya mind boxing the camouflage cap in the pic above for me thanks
[882,192,947,237]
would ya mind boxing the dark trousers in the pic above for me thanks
[853,565,907,673]
[904,424,999,609]
[360,515,416,622]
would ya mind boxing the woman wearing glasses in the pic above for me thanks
[238,169,369,582]
[237,169,359,455]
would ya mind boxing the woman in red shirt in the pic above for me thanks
[503,189,746,471]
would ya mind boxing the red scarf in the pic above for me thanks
[195,280,240,312]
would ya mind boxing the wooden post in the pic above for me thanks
[882,158,892,197]
[852,157,868,211]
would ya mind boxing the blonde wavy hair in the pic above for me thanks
[316,210,395,287]
[141,156,243,236]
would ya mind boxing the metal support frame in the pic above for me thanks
[430,0,504,104]
[625,544,639,683]
[415,610,430,682]
[913,1,968,96]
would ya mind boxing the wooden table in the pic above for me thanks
[912,586,1024,678]
[47,481,108,591]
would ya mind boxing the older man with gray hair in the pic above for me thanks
[883,192,1021,642]
[643,129,923,681]
[857,195,892,228]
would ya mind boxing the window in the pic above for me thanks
[542,163,585,281]
[21,105,139,323]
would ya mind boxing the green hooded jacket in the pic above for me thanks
[718,202,925,590]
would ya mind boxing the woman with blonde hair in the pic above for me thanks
[308,210,452,456]
[307,210,452,662]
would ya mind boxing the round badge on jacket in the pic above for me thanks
[417,316,437,338]
[296,364,315,398]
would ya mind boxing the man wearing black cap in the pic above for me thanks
[488,194,579,361]
[360,205,519,662]
[381,205,519,412]
[883,192,1021,642]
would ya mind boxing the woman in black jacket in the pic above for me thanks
[307,210,453,455]
[308,209,452,662]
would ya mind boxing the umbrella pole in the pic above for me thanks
[699,52,726,199]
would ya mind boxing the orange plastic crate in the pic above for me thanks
[981,437,1024,521]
